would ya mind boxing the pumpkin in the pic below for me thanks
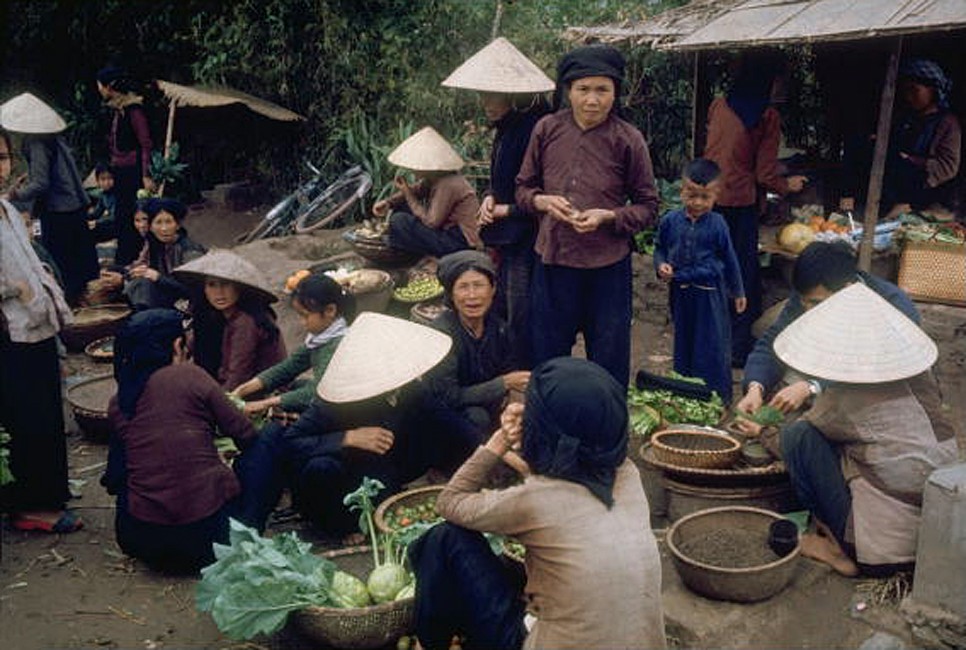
[285,269,311,293]
[778,223,815,254]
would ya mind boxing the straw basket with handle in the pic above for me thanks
[291,546,414,650]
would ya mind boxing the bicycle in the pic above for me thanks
[238,162,372,243]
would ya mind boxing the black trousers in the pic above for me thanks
[40,206,98,304]
[388,211,471,257]
[0,334,70,512]
[112,165,144,266]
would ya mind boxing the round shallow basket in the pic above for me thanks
[84,336,115,363]
[61,304,131,351]
[343,230,420,267]
[374,485,444,535]
[651,429,741,470]
[66,374,116,442]
[409,299,448,326]
[345,269,394,314]
[292,546,414,650]
[666,506,800,602]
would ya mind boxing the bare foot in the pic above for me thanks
[800,531,859,577]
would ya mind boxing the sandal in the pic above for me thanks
[12,510,84,534]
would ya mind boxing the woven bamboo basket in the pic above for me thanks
[651,429,741,470]
[61,304,131,351]
[409,299,448,326]
[84,336,115,363]
[66,374,116,442]
[666,506,800,602]
[292,546,414,650]
[897,240,966,306]
[374,485,444,535]
[343,230,420,267]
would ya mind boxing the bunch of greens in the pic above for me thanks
[735,405,784,427]
[196,519,336,640]
[0,424,14,486]
[627,385,724,428]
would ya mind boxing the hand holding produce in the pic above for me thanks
[769,381,812,413]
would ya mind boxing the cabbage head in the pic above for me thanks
[331,571,371,608]
[394,581,415,601]
[367,563,408,603]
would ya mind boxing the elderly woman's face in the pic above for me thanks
[452,269,495,321]
[568,76,615,130]
[0,136,12,183]
[150,210,179,244]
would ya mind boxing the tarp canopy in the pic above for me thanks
[156,80,304,122]
[565,0,966,50]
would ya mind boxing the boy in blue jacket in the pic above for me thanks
[655,159,745,402]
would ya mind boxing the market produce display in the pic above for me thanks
[628,373,725,439]
[392,276,443,302]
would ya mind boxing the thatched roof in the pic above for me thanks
[565,0,966,50]
[156,80,304,121]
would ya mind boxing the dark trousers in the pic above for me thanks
[113,165,144,266]
[669,282,733,402]
[388,211,470,257]
[0,335,70,513]
[530,254,632,387]
[40,207,98,304]
[494,242,534,368]
[409,523,527,650]
[719,205,761,366]
[113,434,284,574]
[780,420,851,544]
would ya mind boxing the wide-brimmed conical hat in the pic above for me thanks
[317,312,451,403]
[774,283,937,383]
[387,127,464,172]
[0,92,67,134]
[173,249,278,304]
[442,37,554,94]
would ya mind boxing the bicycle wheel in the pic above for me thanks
[294,169,372,234]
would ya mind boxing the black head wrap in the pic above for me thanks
[554,45,626,111]
[96,65,138,93]
[726,50,785,129]
[113,309,185,418]
[436,250,497,305]
[521,357,628,508]
[146,198,187,223]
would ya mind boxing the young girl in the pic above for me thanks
[231,272,355,416]
[173,249,286,391]
[377,126,482,257]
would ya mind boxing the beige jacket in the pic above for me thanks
[805,371,959,565]
[0,199,72,343]
[438,448,667,650]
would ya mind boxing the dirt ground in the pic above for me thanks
[1,202,962,650]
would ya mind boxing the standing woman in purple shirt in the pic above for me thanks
[96,65,156,266]
[516,45,659,387]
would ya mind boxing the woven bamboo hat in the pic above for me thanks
[173,249,278,304]
[387,126,464,172]
[317,312,452,403]
[0,92,67,134]
[774,283,937,383]
[442,37,555,94]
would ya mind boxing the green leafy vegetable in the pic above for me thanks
[736,405,784,427]
[196,519,336,640]
[627,385,724,428]
[331,570,372,608]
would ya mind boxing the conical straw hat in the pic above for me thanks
[442,37,555,93]
[317,312,452,403]
[774,283,937,383]
[173,249,278,304]
[0,92,67,134]
[387,126,464,172]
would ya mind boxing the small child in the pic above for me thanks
[88,163,117,242]
[655,158,746,402]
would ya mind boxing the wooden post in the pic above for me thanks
[691,50,709,158]
[859,36,902,272]
[159,100,177,197]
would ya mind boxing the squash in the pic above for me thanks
[778,223,815,254]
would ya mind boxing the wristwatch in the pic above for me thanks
[806,380,823,397]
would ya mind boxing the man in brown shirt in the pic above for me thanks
[516,45,658,386]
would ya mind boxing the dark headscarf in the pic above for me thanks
[113,308,185,418]
[146,197,187,224]
[436,250,497,305]
[726,51,785,129]
[521,357,629,508]
[900,59,952,109]
[96,65,138,93]
[554,45,626,112]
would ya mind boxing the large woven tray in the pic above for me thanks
[66,373,116,441]
[641,443,786,479]
[61,304,131,351]
[292,546,413,650]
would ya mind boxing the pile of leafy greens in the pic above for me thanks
[196,519,336,640]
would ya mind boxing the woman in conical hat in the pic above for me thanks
[772,283,958,577]
[2,92,99,306]
[375,126,482,257]
[442,37,553,366]
[173,249,286,391]
[256,313,453,539]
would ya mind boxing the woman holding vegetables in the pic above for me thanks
[410,357,666,650]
